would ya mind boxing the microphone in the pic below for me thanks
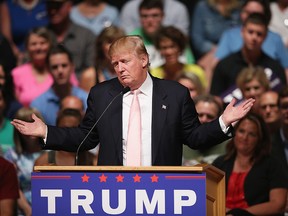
[75,86,130,165]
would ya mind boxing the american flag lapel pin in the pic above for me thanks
[162,104,167,110]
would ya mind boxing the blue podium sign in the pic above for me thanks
[32,171,206,215]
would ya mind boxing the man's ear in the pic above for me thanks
[141,54,149,68]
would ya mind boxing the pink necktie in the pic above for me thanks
[126,90,141,166]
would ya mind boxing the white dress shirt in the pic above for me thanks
[122,73,153,166]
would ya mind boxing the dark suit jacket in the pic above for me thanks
[45,76,231,165]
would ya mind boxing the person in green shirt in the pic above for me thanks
[129,0,194,69]
[0,87,15,155]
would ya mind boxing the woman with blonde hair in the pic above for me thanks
[176,72,205,99]
[236,66,270,113]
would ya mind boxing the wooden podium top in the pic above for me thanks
[34,164,211,172]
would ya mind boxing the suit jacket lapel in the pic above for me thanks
[151,78,168,164]
[109,80,125,164]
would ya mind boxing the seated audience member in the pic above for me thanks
[129,0,194,68]
[0,33,16,75]
[70,0,120,36]
[34,108,97,166]
[210,13,286,98]
[79,25,125,92]
[0,156,19,216]
[0,0,48,64]
[31,45,88,126]
[213,113,288,216]
[270,87,288,167]
[191,0,241,84]
[120,0,189,35]
[215,0,288,80]
[150,26,206,88]
[46,0,95,77]
[259,90,281,134]
[269,0,288,48]
[236,66,270,113]
[183,94,226,165]
[191,0,240,57]
[0,62,22,119]
[12,27,78,107]
[176,72,205,100]
[0,88,15,155]
[4,107,44,216]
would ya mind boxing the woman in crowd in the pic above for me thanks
[176,72,205,100]
[79,25,125,92]
[150,26,207,89]
[12,27,78,106]
[213,113,288,216]
[236,66,270,113]
[0,0,48,64]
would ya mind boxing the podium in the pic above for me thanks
[32,164,225,215]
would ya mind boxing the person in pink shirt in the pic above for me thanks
[12,27,78,107]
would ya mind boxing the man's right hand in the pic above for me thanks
[11,113,47,139]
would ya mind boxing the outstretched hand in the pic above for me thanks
[11,113,47,138]
[222,98,255,127]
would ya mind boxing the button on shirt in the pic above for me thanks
[122,73,153,166]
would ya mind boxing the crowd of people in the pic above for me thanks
[0,0,288,215]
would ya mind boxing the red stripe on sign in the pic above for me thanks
[32,176,71,179]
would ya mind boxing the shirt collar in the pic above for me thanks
[123,72,153,97]
[139,72,153,96]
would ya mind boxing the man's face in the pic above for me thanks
[111,51,148,90]
[49,53,73,86]
[46,0,72,25]
[259,92,280,124]
[195,101,219,124]
[242,23,266,52]
[140,8,163,37]
[279,96,288,125]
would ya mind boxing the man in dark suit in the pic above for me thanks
[11,35,255,166]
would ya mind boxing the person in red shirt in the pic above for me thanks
[0,156,19,216]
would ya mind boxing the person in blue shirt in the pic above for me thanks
[0,0,48,64]
[31,45,88,126]
[215,0,288,79]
